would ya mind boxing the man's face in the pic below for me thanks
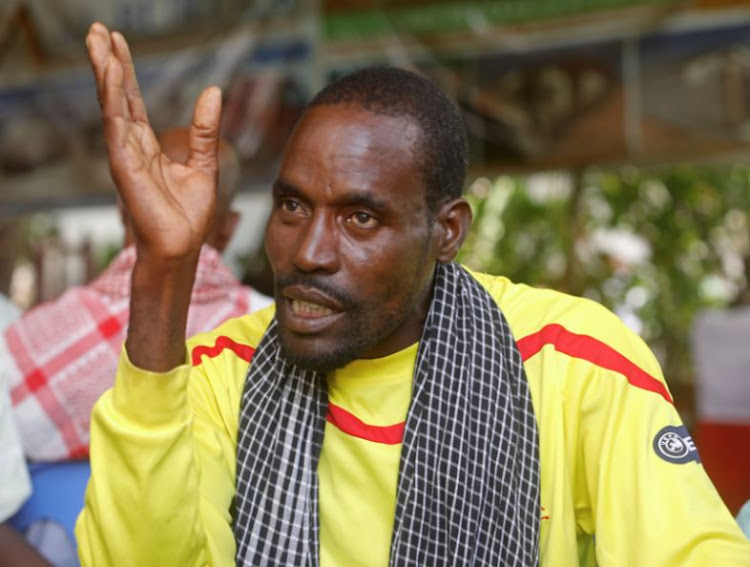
[265,103,439,373]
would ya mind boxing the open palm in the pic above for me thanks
[86,23,222,261]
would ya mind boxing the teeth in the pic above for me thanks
[291,299,334,316]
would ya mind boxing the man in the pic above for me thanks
[77,22,750,567]
[2,126,271,462]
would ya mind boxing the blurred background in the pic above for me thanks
[2,0,750,513]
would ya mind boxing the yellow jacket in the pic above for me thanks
[76,272,750,566]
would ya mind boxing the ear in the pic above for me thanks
[433,198,473,263]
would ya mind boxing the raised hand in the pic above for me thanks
[86,22,222,262]
[86,23,224,370]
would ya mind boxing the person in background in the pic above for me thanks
[0,221,21,330]
[0,220,49,566]
[77,23,750,567]
[0,292,20,331]
[1,127,272,462]
[0,374,52,566]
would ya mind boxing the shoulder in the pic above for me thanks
[186,304,275,367]
[183,306,275,428]
[4,284,117,347]
[466,267,671,403]
[467,268,626,340]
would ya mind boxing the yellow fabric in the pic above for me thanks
[320,343,417,567]
[76,272,750,567]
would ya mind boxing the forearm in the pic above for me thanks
[76,351,210,567]
[126,252,199,372]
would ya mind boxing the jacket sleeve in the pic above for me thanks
[569,315,750,566]
[75,344,241,567]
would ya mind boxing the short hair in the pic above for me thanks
[307,67,468,213]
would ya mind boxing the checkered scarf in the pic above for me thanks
[233,262,540,566]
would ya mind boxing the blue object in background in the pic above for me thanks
[9,460,90,545]
[738,499,750,539]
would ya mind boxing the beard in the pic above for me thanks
[274,273,421,375]
[278,325,379,374]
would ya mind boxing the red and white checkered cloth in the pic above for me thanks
[2,245,272,461]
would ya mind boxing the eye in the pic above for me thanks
[347,211,377,228]
[279,199,302,214]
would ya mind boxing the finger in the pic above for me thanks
[101,58,129,152]
[111,31,150,124]
[85,23,112,103]
[101,60,139,207]
[101,46,161,176]
[187,86,222,177]
[104,52,133,125]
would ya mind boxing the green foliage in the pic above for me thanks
[458,165,750,408]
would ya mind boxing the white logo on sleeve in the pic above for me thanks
[653,425,700,464]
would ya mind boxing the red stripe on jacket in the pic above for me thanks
[191,336,255,366]
[516,323,672,403]
[189,321,671,448]
[327,403,405,445]
[189,336,405,445]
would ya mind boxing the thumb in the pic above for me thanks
[187,86,223,177]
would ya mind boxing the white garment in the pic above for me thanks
[0,293,28,521]
[0,292,20,333]
[0,353,32,521]
[692,306,750,422]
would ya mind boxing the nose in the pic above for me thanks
[291,211,340,273]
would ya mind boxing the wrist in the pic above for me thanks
[126,252,199,372]
[133,245,202,277]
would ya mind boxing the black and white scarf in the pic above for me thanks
[233,262,540,566]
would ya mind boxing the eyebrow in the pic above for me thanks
[272,178,392,213]
[272,178,302,198]
[335,190,391,214]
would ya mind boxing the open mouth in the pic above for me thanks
[291,299,335,317]
[281,285,347,334]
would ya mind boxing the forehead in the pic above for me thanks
[278,104,424,202]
